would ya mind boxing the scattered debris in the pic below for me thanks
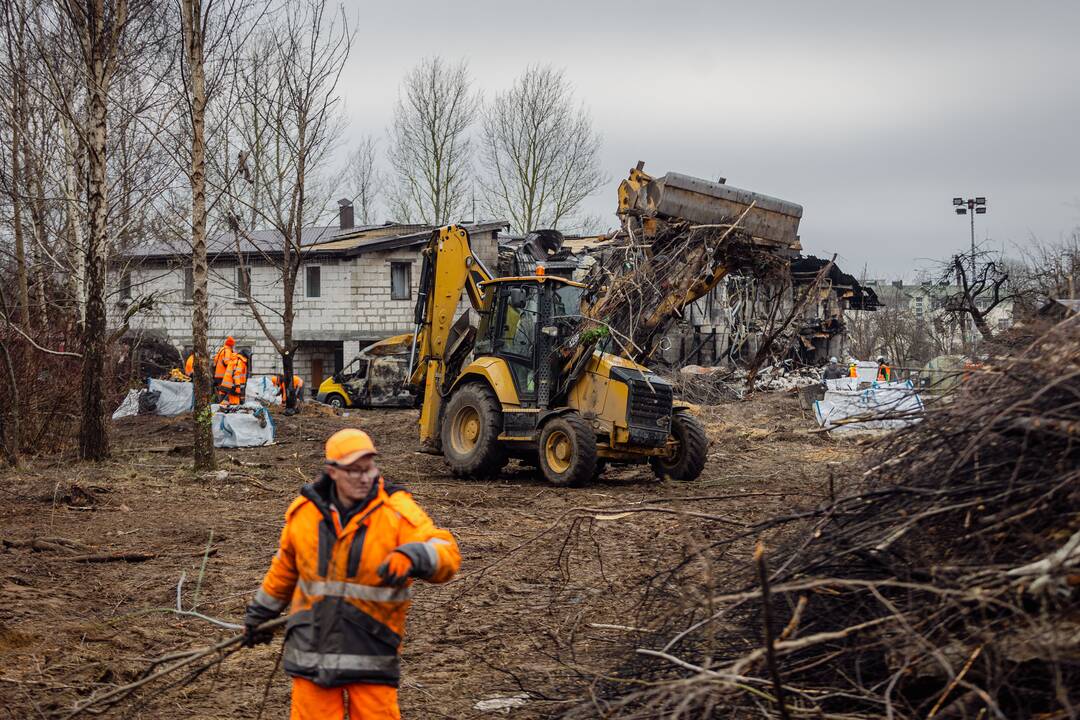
[473,693,530,713]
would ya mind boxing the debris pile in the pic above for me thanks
[568,319,1080,719]
[737,362,821,392]
[567,220,787,363]
[669,362,822,403]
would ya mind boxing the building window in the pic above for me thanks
[184,267,194,301]
[390,262,411,300]
[120,271,132,300]
[236,266,251,299]
[306,265,321,298]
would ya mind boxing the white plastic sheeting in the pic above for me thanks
[111,389,142,419]
[211,402,275,448]
[814,380,924,434]
[245,375,280,405]
[111,379,194,419]
[149,378,195,416]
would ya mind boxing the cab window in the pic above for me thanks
[496,285,538,358]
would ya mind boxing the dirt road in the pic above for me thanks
[0,396,855,718]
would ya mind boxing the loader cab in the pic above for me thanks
[475,275,585,408]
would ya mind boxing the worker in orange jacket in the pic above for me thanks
[184,353,195,377]
[220,349,249,405]
[212,337,237,399]
[876,356,892,382]
[271,373,305,403]
[242,429,460,720]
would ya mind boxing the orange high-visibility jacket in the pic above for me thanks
[848,364,857,378]
[213,346,235,383]
[184,354,195,376]
[222,354,248,393]
[252,476,460,687]
[877,364,891,382]
[271,374,304,394]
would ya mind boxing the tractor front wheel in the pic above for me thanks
[441,384,507,479]
[538,412,597,487]
[650,411,708,481]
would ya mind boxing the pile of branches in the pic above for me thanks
[570,218,788,363]
[571,318,1080,718]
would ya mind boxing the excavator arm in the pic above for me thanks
[408,226,493,448]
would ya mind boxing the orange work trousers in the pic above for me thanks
[290,677,400,720]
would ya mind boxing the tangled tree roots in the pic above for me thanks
[569,318,1080,719]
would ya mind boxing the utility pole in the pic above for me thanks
[952,196,986,276]
[951,197,986,354]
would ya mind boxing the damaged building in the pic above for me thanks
[498,233,879,368]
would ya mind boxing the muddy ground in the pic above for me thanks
[0,394,859,719]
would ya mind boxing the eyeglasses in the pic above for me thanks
[327,463,371,478]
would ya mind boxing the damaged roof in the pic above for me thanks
[121,221,509,262]
[791,255,880,310]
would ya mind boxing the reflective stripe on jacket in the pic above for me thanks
[222,355,248,391]
[254,475,460,688]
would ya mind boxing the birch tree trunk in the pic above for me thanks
[181,0,216,471]
[61,115,87,328]
[75,0,130,461]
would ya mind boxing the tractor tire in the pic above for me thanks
[441,384,507,479]
[326,393,347,409]
[650,411,708,482]
[538,412,597,487]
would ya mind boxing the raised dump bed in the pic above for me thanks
[618,163,803,250]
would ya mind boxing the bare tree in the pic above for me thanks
[345,134,380,225]
[224,0,349,412]
[1,1,32,325]
[62,0,148,461]
[479,65,604,233]
[387,57,476,224]
[941,248,1016,343]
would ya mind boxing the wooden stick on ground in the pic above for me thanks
[62,616,287,719]
[755,540,792,720]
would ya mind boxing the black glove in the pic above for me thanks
[241,600,280,648]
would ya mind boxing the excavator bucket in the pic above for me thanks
[618,163,803,250]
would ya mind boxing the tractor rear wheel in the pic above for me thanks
[650,411,708,481]
[441,384,507,479]
[538,412,597,487]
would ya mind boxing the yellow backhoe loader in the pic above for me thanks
[407,165,802,486]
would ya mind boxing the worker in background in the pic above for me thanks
[876,356,892,382]
[822,356,845,386]
[220,348,250,405]
[242,429,460,720]
[271,373,305,403]
[184,353,195,377]
[213,336,237,400]
[848,358,858,378]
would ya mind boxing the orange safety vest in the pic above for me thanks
[221,354,249,404]
[272,374,305,394]
[877,364,891,382]
[252,476,460,687]
[848,364,857,378]
[184,354,195,376]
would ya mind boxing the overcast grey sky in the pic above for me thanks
[333,1,1080,278]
